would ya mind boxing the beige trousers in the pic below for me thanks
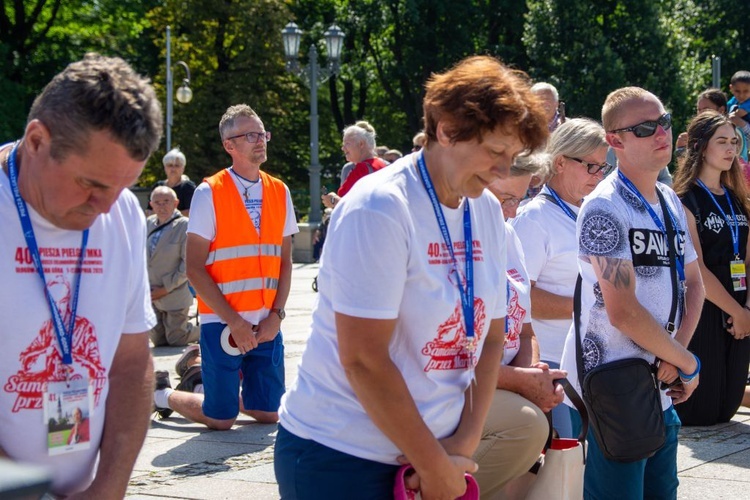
[472,389,549,499]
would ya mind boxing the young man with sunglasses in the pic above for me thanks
[559,87,704,498]
[153,104,299,429]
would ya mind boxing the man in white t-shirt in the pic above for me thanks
[0,54,162,497]
[559,87,704,498]
[153,104,298,429]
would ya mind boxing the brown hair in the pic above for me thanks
[28,53,162,162]
[697,88,728,111]
[422,56,548,152]
[673,110,750,215]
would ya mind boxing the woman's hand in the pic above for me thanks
[400,455,477,500]
[727,307,750,339]
[513,363,566,412]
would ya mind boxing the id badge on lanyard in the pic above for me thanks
[731,260,747,291]
[44,379,94,455]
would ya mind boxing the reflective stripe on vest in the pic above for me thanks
[217,277,279,295]
[197,168,287,315]
[206,243,282,265]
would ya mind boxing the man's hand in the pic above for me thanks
[656,360,679,387]
[227,319,259,354]
[150,286,168,301]
[255,312,281,344]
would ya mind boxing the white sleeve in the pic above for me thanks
[327,205,407,319]
[186,182,216,242]
[510,214,548,282]
[283,184,300,237]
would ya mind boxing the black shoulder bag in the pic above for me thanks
[574,189,678,462]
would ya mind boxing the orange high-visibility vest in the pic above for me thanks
[197,168,287,315]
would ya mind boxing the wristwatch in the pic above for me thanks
[271,307,286,320]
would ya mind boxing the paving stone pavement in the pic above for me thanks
[128,262,750,499]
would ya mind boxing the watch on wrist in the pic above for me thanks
[271,307,286,320]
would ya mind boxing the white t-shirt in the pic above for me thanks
[0,174,155,495]
[279,154,508,464]
[559,173,697,411]
[187,168,299,324]
[503,223,532,366]
[511,184,579,364]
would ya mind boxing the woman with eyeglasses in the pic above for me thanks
[510,118,610,438]
[469,153,567,498]
[671,110,750,426]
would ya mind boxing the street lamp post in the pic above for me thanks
[281,22,345,223]
[166,25,193,152]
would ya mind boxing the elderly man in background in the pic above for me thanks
[147,185,197,347]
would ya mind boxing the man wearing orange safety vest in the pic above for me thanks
[153,104,298,429]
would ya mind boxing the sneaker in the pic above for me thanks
[175,344,200,378]
[175,364,202,393]
[154,370,173,419]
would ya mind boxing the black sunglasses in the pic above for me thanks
[610,113,672,138]
[565,156,615,176]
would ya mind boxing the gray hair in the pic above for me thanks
[510,152,550,178]
[150,185,178,200]
[546,118,607,178]
[343,120,377,150]
[27,53,163,162]
[531,82,559,101]
[219,104,259,140]
[162,148,186,167]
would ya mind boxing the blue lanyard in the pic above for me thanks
[7,144,88,365]
[545,186,577,221]
[696,180,740,258]
[416,152,475,346]
[617,170,684,280]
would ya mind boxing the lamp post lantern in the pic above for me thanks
[282,22,345,223]
[166,26,193,152]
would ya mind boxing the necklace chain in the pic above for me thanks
[231,168,259,201]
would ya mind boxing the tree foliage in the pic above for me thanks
[2,0,749,215]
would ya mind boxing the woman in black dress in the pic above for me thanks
[673,110,750,425]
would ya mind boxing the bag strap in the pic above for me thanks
[656,188,679,332]
[529,377,588,475]
[574,274,585,388]
[148,213,182,237]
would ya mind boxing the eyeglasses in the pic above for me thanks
[609,113,672,138]
[565,156,615,176]
[226,131,272,143]
[497,195,522,209]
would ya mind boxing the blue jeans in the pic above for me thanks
[274,425,400,499]
[570,405,681,499]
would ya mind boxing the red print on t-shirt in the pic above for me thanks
[421,298,486,372]
[4,275,106,413]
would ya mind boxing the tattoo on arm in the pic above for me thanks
[594,256,631,289]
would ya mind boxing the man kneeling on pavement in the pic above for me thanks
[147,185,198,347]
[153,104,297,428]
